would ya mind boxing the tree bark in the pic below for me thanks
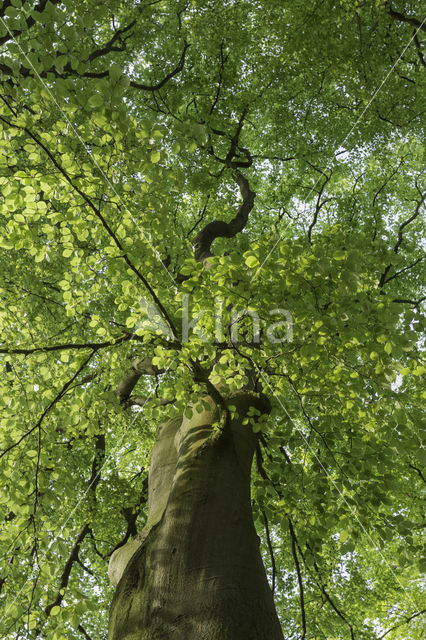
[108,390,283,639]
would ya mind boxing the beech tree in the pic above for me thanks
[0,1,424,638]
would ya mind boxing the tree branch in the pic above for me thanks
[382,256,424,285]
[378,608,426,639]
[209,41,228,115]
[77,624,94,640]
[393,191,425,254]
[392,296,425,309]
[76,557,95,577]
[107,476,148,556]
[122,395,174,409]
[44,525,91,616]
[378,191,425,288]
[307,164,331,243]
[387,5,426,33]
[262,510,277,595]
[0,110,178,339]
[194,171,255,261]
[130,42,189,91]
[87,20,137,63]
[409,463,426,483]
[87,434,105,494]
[186,195,211,238]
[0,8,189,95]
[0,334,130,356]
[0,351,96,460]
[44,431,107,617]
[413,31,426,67]
[304,542,355,640]
[288,518,307,639]
[114,357,159,403]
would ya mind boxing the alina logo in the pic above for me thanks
[133,295,293,344]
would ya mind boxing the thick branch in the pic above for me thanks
[413,32,426,67]
[0,334,130,356]
[387,6,426,33]
[44,525,90,616]
[204,109,253,170]
[392,297,426,309]
[122,395,174,409]
[87,20,137,63]
[194,171,255,261]
[53,41,190,91]
[225,108,248,166]
[114,357,158,402]
[252,154,295,163]
[0,8,188,94]
[77,624,94,640]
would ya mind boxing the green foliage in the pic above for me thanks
[0,0,424,638]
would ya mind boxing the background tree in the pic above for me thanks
[0,0,424,638]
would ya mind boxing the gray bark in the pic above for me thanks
[108,390,283,639]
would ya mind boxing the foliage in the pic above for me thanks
[0,1,424,638]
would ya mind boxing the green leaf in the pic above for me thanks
[333,249,346,260]
[245,255,260,268]
[109,63,122,83]
[340,530,349,543]
[88,93,104,109]
[150,150,161,163]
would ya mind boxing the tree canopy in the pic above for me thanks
[0,1,424,638]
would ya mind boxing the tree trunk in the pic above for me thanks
[108,390,283,639]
